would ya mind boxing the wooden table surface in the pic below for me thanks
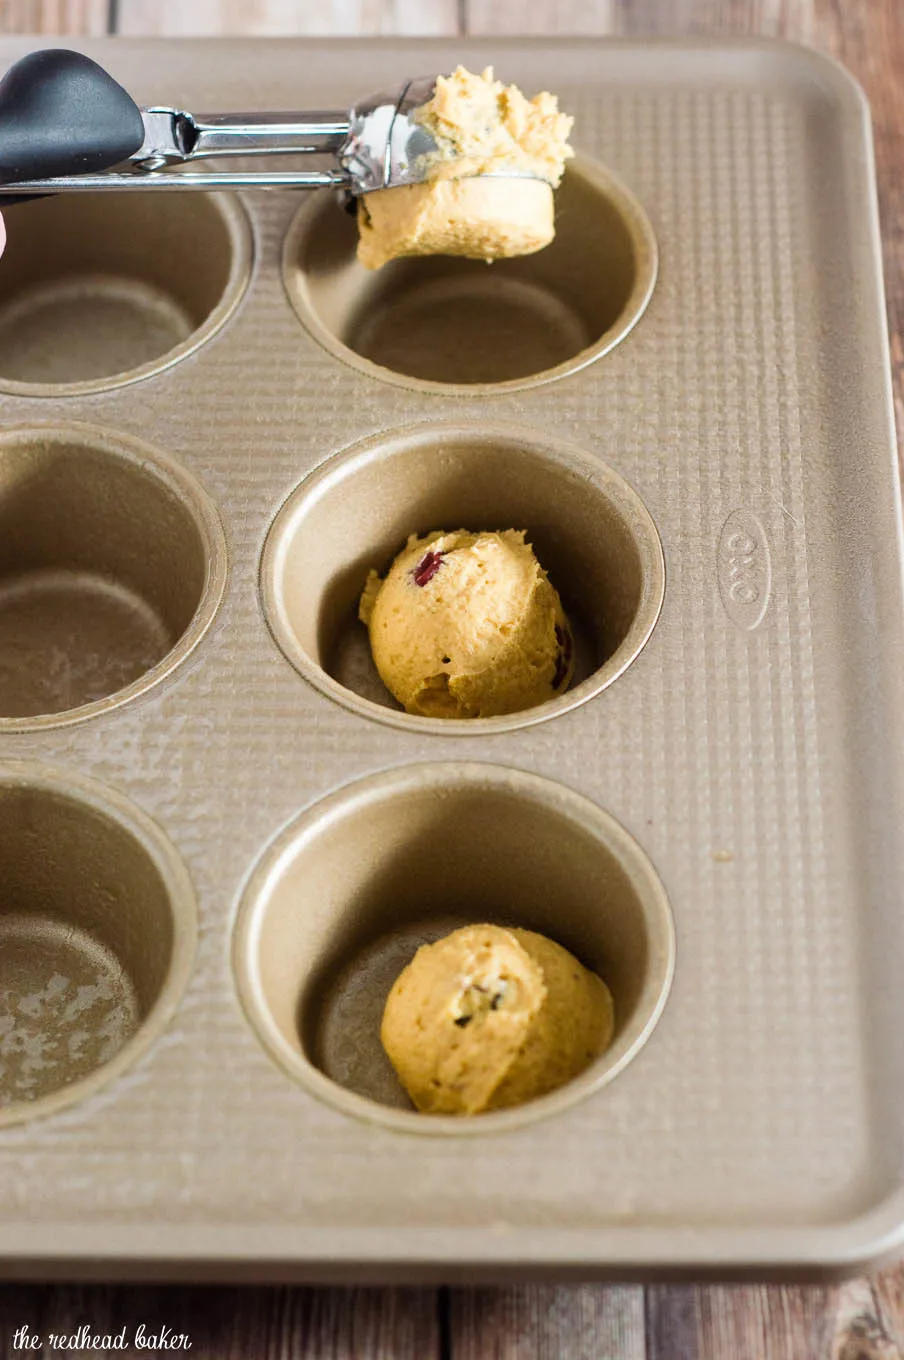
[0,1,902,1356]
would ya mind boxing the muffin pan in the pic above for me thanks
[261,422,665,732]
[0,191,251,395]
[0,424,226,726]
[234,763,673,1130]
[0,765,197,1126]
[283,155,657,391]
[0,36,901,1280]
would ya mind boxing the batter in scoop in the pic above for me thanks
[356,66,574,270]
[381,924,614,1115]
[358,529,574,719]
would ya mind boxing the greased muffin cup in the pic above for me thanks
[0,36,898,1281]
[261,422,665,733]
[233,763,674,1133]
[0,424,227,730]
[0,192,251,395]
[282,156,657,392]
[0,764,197,1129]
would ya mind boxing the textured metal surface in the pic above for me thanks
[0,189,251,395]
[283,153,658,391]
[261,424,665,732]
[0,764,198,1129]
[234,764,674,1130]
[0,425,228,728]
[0,36,900,1279]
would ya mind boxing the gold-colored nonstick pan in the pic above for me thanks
[0,36,899,1282]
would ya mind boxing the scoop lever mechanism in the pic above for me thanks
[0,49,441,196]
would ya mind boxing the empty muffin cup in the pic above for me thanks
[0,764,197,1128]
[0,192,251,394]
[282,157,657,392]
[0,424,227,730]
[261,423,664,733]
[233,763,674,1132]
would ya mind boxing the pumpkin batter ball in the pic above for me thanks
[381,924,614,1115]
[356,65,574,269]
[358,529,575,719]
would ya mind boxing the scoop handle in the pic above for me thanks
[0,49,144,187]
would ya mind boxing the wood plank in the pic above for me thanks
[463,0,814,38]
[115,0,460,37]
[464,0,615,36]
[645,1280,903,1360]
[873,1268,904,1355]
[0,1284,440,1359]
[612,0,815,41]
[448,1285,645,1360]
[0,0,109,33]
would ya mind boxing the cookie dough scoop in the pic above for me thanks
[0,53,567,193]
[0,54,572,267]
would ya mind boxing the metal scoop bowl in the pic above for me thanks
[0,53,495,195]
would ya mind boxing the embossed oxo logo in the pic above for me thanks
[717,510,772,632]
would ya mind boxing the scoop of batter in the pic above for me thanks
[356,177,556,271]
[381,924,614,1115]
[358,529,575,719]
[356,66,574,270]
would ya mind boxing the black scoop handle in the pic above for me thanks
[0,48,144,188]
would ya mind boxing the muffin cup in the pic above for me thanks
[233,762,675,1135]
[282,156,657,393]
[0,424,227,730]
[261,422,664,733]
[0,192,251,395]
[0,764,197,1128]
